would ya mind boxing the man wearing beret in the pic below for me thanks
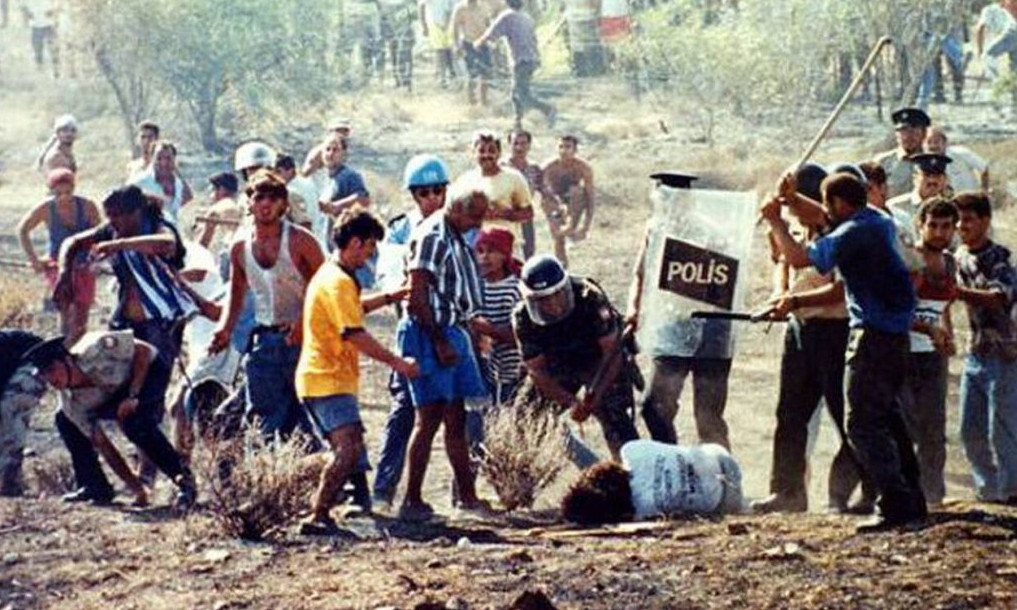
[874,107,932,200]
[887,152,953,233]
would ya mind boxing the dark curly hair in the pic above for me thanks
[560,461,634,525]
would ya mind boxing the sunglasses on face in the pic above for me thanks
[413,185,447,198]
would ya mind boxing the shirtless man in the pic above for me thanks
[126,121,160,180]
[452,0,492,105]
[210,170,325,440]
[542,135,594,263]
[38,114,77,176]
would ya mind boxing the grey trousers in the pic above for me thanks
[640,356,731,449]
[900,351,949,504]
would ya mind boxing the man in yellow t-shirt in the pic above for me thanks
[454,130,533,255]
[296,205,419,534]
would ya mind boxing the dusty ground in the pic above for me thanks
[3,15,1017,610]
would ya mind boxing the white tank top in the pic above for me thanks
[243,222,306,326]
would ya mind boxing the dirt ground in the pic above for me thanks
[3,15,1017,610]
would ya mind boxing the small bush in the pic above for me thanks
[27,452,75,497]
[479,402,570,511]
[197,429,323,541]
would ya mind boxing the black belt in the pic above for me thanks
[251,324,287,337]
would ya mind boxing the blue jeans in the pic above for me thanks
[372,372,414,499]
[244,329,306,439]
[959,354,1017,500]
[917,35,965,109]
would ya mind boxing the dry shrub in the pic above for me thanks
[27,452,75,497]
[479,403,570,511]
[0,274,44,328]
[198,429,324,541]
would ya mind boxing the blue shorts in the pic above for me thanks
[303,394,363,437]
[396,318,488,407]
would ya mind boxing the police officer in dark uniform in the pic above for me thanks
[512,255,640,461]
[874,107,932,200]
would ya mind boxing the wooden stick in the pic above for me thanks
[792,36,894,174]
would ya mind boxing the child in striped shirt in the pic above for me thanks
[472,227,524,404]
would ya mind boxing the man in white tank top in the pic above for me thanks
[210,170,325,439]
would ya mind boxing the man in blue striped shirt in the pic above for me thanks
[398,185,492,521]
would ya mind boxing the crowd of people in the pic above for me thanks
[0,112,638,533]
[0,84,1014,535]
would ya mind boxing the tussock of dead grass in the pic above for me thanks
[0,274,45,328]
[197,429,323,541]
[479,402,570,511]
[27,451,75,497]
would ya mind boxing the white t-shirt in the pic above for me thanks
[622,440,736,518]
[181,243,241,383]
[24,0,57,28]
[946,145,988,193]
[980,4,1017,41]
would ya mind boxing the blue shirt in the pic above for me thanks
[807,207,916,334]
[327,164,369,202]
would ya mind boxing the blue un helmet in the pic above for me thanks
[520,255,574,326]
[403,154,450,190]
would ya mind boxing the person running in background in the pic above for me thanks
[452,0,492,106]
[475,0,556,128]
[17,168,100,341]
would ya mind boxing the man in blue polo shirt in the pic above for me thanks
[761,172,925,532]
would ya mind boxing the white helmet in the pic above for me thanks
[234,141,277,172]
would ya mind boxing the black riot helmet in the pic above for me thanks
[519,255,574,326]
[794,162,828,202]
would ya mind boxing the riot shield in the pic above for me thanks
[637,185,756,360]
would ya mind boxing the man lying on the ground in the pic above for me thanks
[560,439,744,525]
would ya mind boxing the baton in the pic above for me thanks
[691,307,787,323]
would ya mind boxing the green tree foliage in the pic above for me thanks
[78,0,339,152]
[618,0,973,143]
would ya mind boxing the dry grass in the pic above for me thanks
[25,451,75,498]
[196,428,323,541]
[0,273,45,328]
[478,401,571,511]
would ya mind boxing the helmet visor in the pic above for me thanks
[523,281,575,326]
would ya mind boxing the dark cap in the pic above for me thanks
[208,171,239,194]
[21,336,69,370]
[650,172,699,190]
[908,153,952,175]
[891,107,931,130]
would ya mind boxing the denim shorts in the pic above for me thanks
[396,318,488,407]
[303,394,363,437]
